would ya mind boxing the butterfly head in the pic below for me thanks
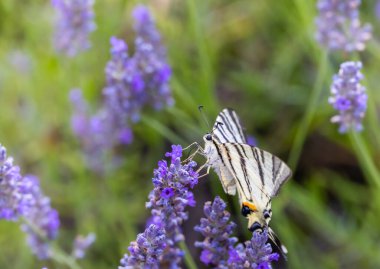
[203,121,224,142]
[242,202,272,232]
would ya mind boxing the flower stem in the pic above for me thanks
[349,131,380,188]
[179,241,198,269]
[288,51,328,169]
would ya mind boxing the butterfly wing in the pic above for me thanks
[218,143,291,207]
[205,108,246,195]
[213,108,247,144]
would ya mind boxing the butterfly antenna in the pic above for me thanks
[198,105,211,130]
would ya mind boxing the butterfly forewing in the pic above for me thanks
[213,108,247,144]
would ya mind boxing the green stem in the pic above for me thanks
[179,241,198,269]
[349,131,380,188]
[288,51,328,169]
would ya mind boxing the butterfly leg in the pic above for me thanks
[197,165,210,179]
[182,142,205,163]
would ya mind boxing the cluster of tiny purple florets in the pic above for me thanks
[70,5,172,171]
[0,145,35,221]
[120,145,198,268]
[195,196,279,269]
[194,196,237,267]
[329,61,367,133]
[315,0,372,52]
[0,145,60,260]
[21,175,60,260]
[119,224,166,269]
[0,144,95,260]
[52,0,96,57]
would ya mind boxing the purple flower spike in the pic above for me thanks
[196,196,279,268]
[328,61,367,133]
[146,145,198,267]
[119,224,166,269]
[21,175,60,260]
[103,5,173,125]
[52,0,96,57]
[120,145,199,268]
[194,196,237,267]
[0,144,35,221]
[315,0,372,52]
[229,230,279,269]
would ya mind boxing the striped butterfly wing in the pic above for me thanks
[218,143,292,207]
[213,108,247,144]
[205,108,247,195]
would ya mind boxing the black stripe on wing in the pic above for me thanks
[219,143,272,204]
[213,108,247,144]
[221,143,292,199]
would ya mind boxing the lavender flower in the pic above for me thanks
[196,196,279,268]
[315,0,372,52]
[52,0,96,57]
[228,230,280,269]
[72,233,96,259]
[119,224,166,269]
[120,145,198,268]
[103,5,172,124]
[21,175,60,260]
[69,89,133,171]
[70,5,171,171]
[146,145,198,267]
[328,61,367,133]
[194,196,237,267]
[0,144,35,221]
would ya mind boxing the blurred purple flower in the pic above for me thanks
[103,5,173,125]
[119,224,166,269]
[315,0,372,52]
[328,61,367,133]
[69,89,133,171]
[21,175,60,260]
[0,144,35,221]
[72,233,96,259]
[70,5,172,171]
[52,0,96,57]
[247,135,257,147]
[194,196,237,267]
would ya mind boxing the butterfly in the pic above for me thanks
[202,108,292,256]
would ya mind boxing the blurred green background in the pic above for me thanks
[1,0,380,268]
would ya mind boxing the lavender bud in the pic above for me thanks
[315,0,372,52]
[119,224,166,269]
[194,196,238,267]
[72,233,96,259]
[21,175,60,260]
[0,144,35,221]
[52,0,96,57]
[328,61,367,133]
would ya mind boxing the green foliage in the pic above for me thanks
[0,0,380,268]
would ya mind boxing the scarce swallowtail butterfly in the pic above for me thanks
[202,108,292,256]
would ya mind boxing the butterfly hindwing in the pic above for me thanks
[220,143,291,203]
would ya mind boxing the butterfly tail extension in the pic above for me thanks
[268,227,288,261]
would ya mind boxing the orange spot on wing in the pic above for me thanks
[242,202,257,212]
